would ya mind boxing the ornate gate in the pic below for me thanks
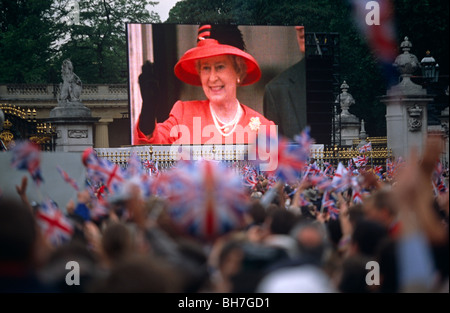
[0,104,56,151]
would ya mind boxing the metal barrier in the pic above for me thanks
[95,144,394,170]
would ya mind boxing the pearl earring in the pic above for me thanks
[237,78,241,84]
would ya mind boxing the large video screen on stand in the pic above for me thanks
[127,23,307,146]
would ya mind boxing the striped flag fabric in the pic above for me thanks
[82,148,125,196]
[267,136,308,184]
[56,165,79,191]
[11,141,44,186]
[353,155,368,168]
[332,162,351,192]
[359,142,372,153]
[321,191,340,220]
[350,0,399,87]
[143,159,159,177]
[36,199,73,246]
[163,160,249,241]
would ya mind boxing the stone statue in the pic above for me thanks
[58,59,82,104]
[336,81,355,116]
[50,58,91,118]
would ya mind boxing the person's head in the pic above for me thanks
[101,222,137,265]
[347,203,365,227]
[351,218,389,257]
[174,25,261,104]
[0,197,37,265]
[245,199,267,227]
[197,54,246,106]
[38,240,99,293]
[266,206,298,235]
[89,254,182,293]
[362,189,398,227]
[376,237,399,293]
[338,254,374,293]
[291,220,330,264]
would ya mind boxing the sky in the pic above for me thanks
[153,0,181,22]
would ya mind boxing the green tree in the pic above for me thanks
[0,1,60,83]
[167,0,236,24]
[56,0,160,84]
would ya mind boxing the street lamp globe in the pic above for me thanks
[421,50,439,83]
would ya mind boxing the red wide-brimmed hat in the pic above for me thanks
[174,38,261,86]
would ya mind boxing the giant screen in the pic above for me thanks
[127,23,307,146]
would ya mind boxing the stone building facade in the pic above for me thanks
[0,84,130,148]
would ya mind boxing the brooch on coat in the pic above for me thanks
[248,117,261,131]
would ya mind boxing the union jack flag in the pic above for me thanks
[143,159,160,177]
[36,199,73,246]
[436,178,448,194]
[307,162,322,177]
[373,165,383,174]
[299,194,313,207]
[433,161,448,194]
[352,189,363,204]
[323,162,335,177]
[314,174,334,192]
[332,162,351,192]
[353,155,368,168]
[253,127,314,183]
[266,173,278,190]
[82,148,125,195]
[11,141,44,185]
[123,153,153,200]
[386,157,406,179]
[124,153,144,178]
[350,0,399,87]
[386,158,395,178]
[56,165,79,191]
[373,165,384,179]
[90,198,109,221]
[293,126,315,162]
[243,172,259,190]
[321,191,340,220]
[241,165,258,178]
[347,159,355,172]
[165,160,249,241]
[268,136,308,183]
[359,142,372,153]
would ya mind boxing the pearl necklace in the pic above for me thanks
[209,101,242,137]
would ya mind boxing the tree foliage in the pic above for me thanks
[0,1,59,83]
[56,0,160,84]
[0,0,160,84]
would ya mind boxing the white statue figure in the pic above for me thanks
[58,59,82,104]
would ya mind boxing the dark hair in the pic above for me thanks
[339,254,373,293]
[367,189,397,216]
[268,209,298,235]
[376,238,399,293]
[0,197,36,262]
[352,219,388,257]
[246,200,267,226]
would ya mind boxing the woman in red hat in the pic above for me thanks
[135,25,275,145]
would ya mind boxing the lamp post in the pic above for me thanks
[420,51,439,83]
[421,51,441,127]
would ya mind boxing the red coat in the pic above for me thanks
[135,100,276,145]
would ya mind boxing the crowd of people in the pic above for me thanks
[0,134,448,294]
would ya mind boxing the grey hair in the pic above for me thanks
[196,55,247,84]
